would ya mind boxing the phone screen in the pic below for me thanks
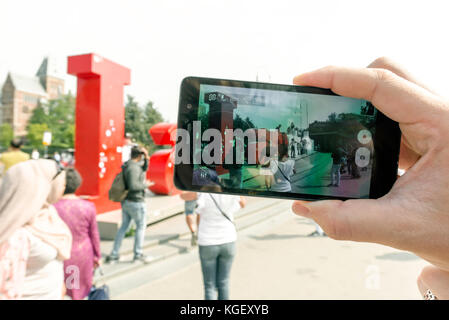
[175,77,399,200]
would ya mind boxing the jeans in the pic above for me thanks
[199,242,236,300]
[331,164,341,186]
[184,200,197,216]
[110,200,147,258]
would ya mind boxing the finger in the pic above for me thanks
[367,56,437,95]
[366,57,423,170]
[292,198,409,247]
[293,66,442,124]
[398,136,420,171]
[417,265,449,300]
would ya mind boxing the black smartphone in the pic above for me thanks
[174,76,401,201]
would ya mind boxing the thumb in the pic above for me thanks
[418,265,449,300]
[292,199,406,246]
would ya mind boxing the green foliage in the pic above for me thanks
[27,93,76,149]
[0,123,14,148]
[234,114,256,131]
[328,112,337,122]
[124,95,165,154]
[27,123,49,148]
[26,93,165,154]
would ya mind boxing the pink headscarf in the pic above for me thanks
[0,159,72,260]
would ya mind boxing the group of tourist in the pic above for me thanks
[3,54,449,301]
[0,140,244,300]
[0,141,101,300]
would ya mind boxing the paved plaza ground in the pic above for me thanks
[223,152,370,198]
[110,205,427,300]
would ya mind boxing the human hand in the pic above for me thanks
[145,180,155,188]
[94,260,101,269]
[418,265,449,300]
[291,57,449,272]
[239,196,246,209]
[140,147,149,159]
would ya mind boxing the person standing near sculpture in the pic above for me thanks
[0,139,30,174]
[106,146,151,264]
[54,168,101,300]
[180,191,199,246]
[182,190,246,300]
[328,141,347,187]
[0,160,72,300]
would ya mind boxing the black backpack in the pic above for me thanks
[108,168,128,202]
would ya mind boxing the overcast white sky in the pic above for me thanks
[1,0,448,122]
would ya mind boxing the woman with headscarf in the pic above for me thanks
[0,159,72,300]
[54,167,101,300]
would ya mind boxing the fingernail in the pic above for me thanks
[292,201,311,216]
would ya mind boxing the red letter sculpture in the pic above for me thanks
[68,53,130,213]
[147,123,180,195]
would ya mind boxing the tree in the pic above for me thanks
[28,93,76,149]
[124,95,165,153]
[27,123,49,148]
[125,95,146,145]
[328,112,337,122]
[0,123,14,149]
[27,93,165,153]
[142,101,164,153]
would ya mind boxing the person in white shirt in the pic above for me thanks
[184,191,245,300]
[31,149,40,160]
[266,144,296,192]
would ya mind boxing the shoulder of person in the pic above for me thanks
[221,194,241,202]
[79,198,96,210]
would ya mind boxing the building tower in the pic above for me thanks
[0,57,65,137]
[36,57,65,100]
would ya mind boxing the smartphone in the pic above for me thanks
[174,76,401,201]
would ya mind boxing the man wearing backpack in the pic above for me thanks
[106,146,151,264]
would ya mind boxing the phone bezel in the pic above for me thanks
[174,76,401,201]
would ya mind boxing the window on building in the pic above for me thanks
[24,95,38,104]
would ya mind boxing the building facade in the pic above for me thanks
[0,57,64,137]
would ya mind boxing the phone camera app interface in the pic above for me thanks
[188,84,377,199]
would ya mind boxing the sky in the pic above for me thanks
[1,0,448,123]
[199,84,363,130]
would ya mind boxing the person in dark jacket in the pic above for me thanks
[106,146,151,263]
[328,142,347,187]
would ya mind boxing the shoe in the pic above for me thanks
[133,254,153,264]
[327,183,335,187]
[191,232,198,246]
[105,255,120,264]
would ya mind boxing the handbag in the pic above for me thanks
[88,267,110,300]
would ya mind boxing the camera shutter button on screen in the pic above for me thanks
[355,147,371,168]
[357,129,372,144]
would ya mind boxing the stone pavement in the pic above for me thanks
[98,197,291,282]
[108,203,428,300]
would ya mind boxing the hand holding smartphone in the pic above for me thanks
[174,76,401,201]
